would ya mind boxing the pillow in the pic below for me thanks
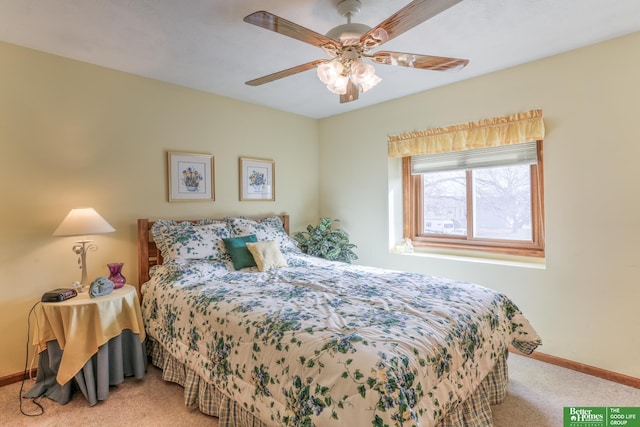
[222,234,258,270]
[246,241,288,272]
[226,216,300,253]
[151,219,231,263]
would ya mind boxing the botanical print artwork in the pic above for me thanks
[179,163,205,193]
[248,166,268,194]
[167,152,214,202]
[239,157,274,201]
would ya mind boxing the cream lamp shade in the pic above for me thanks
[53,208,115,237]
[53,208,115,288]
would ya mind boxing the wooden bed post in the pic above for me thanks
[137,219,150,300]
[280,214,290,236]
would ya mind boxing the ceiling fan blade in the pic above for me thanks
[360,0,463,47]
[244,11,340,50]
[340,80,359,103]
[371,51,468,71]
[245,60,326,86]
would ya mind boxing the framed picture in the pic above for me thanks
[239,157,275,201]
[167,152,214,202]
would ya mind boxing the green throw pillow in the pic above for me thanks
[223,234,258,270]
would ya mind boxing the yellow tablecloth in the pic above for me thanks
[33,285,146,385]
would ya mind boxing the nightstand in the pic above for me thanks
[24,285,146,405]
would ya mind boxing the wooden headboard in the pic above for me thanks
[136,215,290,293]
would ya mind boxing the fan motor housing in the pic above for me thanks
[326,0,371,41]
[326,23,371,41]
[336,0,362,17]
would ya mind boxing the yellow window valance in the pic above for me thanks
[387,109,545,158]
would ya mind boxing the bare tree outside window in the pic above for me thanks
[422,166,533,240]
[403,141,544,257]
[473,166,532,241]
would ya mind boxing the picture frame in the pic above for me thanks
[167,152,214,202]
[239,157,275,201]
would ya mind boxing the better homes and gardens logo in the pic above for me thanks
[564,407,640,427]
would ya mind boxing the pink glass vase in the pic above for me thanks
[107,263,126,289]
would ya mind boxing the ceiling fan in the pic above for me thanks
[244,0,469,104]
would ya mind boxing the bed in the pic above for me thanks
[137,214,541,427]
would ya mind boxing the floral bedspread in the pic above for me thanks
[142,253,541,427]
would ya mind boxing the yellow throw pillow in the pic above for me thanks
[246,241,288,272]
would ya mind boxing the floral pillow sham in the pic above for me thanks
[225,216,300,253]
[151,219,231,264]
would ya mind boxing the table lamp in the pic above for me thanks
[53,208,115,289]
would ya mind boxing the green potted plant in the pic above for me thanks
[294,218,358,263]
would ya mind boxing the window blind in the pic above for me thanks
[410,141,538,174]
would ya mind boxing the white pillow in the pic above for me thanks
[246,241,288,271]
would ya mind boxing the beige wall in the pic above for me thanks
[319,32,640,378]
[0,42,319,377]
[3,31,639,381]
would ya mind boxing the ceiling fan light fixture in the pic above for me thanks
[349,59,381,93]
[243,0,470,104]
[358,73,382,93]
[349,60,375,84]
[326,74,349,95]
[317,61,344,85]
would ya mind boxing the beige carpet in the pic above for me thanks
[2,353,639,426]
[493,354,640,426]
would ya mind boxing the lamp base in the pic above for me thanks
[71,240,97,289]
[72,281,87,293]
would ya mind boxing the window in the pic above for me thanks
[403,141,544,257]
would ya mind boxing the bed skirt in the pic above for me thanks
[147,337,508,427]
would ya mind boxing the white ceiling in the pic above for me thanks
[1,0,639,119]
